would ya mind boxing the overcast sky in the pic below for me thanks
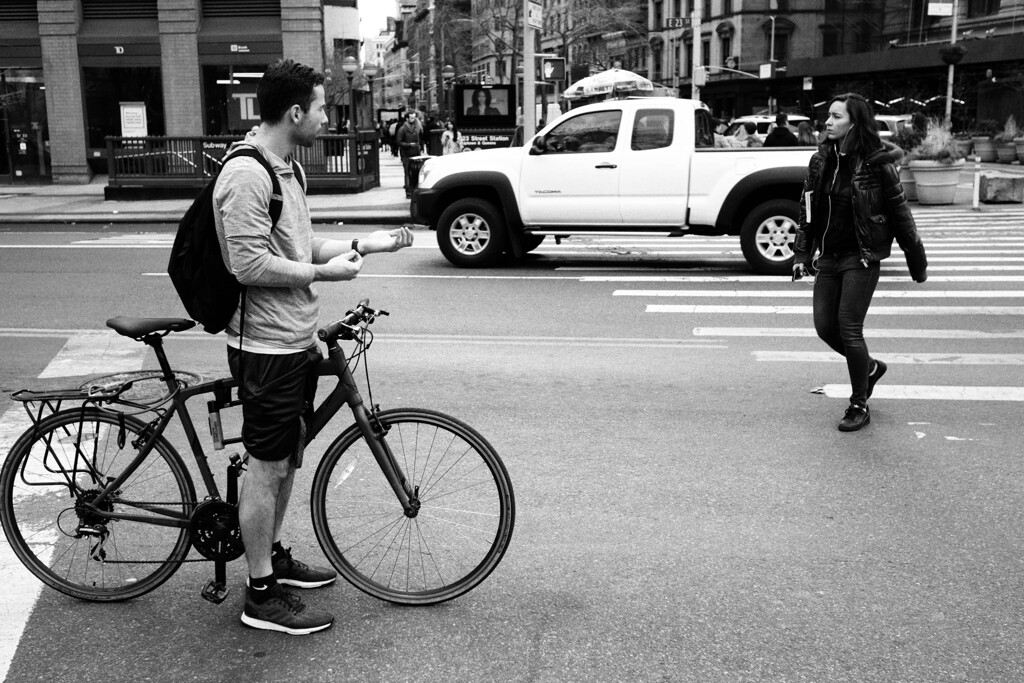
[360,0,394,40]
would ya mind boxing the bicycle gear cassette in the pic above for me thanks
[189,499,244,561]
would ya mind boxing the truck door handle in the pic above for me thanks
[595,163,617,169]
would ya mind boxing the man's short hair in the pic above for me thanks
[257,59,326,124]
[775,112,789,127]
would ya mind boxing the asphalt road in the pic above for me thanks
[1,211,1023,682]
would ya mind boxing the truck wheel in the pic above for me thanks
[437,198,508,267]
[740,199,799,275]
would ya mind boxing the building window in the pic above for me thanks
[822,28,839,57]
[702,39,710,65]
[82,67,165,148]
[767,33,788,62]
[720,36,731,64]
[654,1,663,28]
[967,0,1000,17]
[723,0,733,13]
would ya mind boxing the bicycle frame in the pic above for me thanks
[77,327,417,528]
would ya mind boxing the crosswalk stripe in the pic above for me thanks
[822,385,1024,401]
[693,327,1024,339]
[754,351,1024,365]
[38,331,146,378]
[582,275,1024,281]
[647,304,1024,314]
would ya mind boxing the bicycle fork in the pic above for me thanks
[319,344,420,518]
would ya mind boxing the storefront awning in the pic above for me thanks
[198,17,282,63]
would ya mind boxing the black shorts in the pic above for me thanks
[227,345,321,462]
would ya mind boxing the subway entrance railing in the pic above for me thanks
[104,132,379,199]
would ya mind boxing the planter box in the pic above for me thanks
[971,137,997,162]
[909,159,964,205]
[899,164,917,201]
[995,142,1018,164]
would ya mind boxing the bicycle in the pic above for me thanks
[1,301,515,606]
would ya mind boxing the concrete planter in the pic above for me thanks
[909,159,965,205]
[899,164,917,201]
[995,141,1018,164]
[971,137,997,162]
[952,138,973,159]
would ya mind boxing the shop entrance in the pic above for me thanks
[1,69,49,182]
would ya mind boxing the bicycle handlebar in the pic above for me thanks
[317,300,389,343]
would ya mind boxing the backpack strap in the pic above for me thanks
[290,159,306,194]
[222,147,284,230]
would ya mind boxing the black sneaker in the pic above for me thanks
[867,359,888,399]
[241,584,334,635]
[272,546,337,589]
[838,403,870,432]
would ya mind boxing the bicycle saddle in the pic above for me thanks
[106,317,196,338]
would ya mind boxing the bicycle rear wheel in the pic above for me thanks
[0,408,196,601]
[310,408,515,605]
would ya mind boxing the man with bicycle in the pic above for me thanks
[213,59,413,635]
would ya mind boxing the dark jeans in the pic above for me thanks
[401,156,416,193]
[812,252,881,404]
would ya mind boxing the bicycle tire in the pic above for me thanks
[1,408,197,602]
[310,408,515,605]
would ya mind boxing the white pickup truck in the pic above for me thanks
[411,98,815,275]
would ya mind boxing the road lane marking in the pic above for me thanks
[38,332,147,378]
[822,385,1024,401]
[754,351,1024,365]
[647,304,1024,315]
[694,327,1024,339]
[615,289,1024,298]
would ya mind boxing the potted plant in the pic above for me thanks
[993,115,1020,163]
[971,119,1000,162]
[907,118,966,205]
[952,131,973,160]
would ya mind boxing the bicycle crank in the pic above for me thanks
[188,499,244,561]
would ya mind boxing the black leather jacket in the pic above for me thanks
[795,141,928,282]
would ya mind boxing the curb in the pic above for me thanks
[0,209,412,226]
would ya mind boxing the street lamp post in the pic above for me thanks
[442,64,456,120]
[363,62,380,130]
[341,55,359,130]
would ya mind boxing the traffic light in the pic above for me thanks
[540,57,565,81]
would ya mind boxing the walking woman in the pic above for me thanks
[793,92,928,431]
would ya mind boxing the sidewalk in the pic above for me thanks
[0,154,412,226]
[1,154,1022,226]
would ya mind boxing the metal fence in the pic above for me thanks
[105,132,379,194]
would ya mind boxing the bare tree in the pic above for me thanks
[474,0,524,84]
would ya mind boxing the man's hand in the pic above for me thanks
[792,263,809,282]
[359,227,414,255]
[314,251,363,281]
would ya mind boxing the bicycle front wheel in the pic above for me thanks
[0,408,197,601]
[310,408,515,605]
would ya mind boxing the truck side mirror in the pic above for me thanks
[529,135,546,155]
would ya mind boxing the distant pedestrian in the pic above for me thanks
[793,92,928,432]
[441,121,463,155]
[734,121,762,147]
[763,112,799,147]
[396,110,422,197]
[796,121,818,146]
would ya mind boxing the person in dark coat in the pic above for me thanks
[763,112,799,147]
[793,92,928,432]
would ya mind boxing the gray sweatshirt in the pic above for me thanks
[213,141,327,351]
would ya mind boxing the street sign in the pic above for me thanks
[664,17,690,29]
[803,76,813,91]
[759,63,774,79]
[927,2,953,16]
[528,1,542,29]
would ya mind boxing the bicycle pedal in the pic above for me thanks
[201,580,229,604]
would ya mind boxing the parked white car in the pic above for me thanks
[723,114,811,141]
[875,114,912,140]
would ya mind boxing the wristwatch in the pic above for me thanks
[351,238,361,255]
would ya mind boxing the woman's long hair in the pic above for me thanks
[827,92,883,158]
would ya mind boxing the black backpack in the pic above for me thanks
[168,148,301,334]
